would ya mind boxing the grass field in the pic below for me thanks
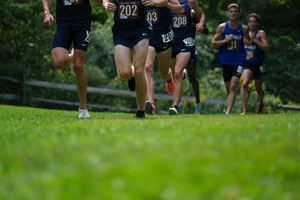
[0,105,299,200]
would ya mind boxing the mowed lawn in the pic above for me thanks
[0,105,299,200]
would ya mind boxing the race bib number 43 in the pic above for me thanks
[63,0,82,6]
[118,2,139,19]
[147,9,159,24]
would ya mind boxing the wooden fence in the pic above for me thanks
[1,75,299,113]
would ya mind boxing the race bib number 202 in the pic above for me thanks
[63,0,82,6]
[118,2,139,19]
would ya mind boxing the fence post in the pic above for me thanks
[21,73,26,106]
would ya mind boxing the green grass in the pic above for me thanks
[0,105,299,200]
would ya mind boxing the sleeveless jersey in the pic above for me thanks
[114,0,147,22]
[218,22,246,65]
[171,0,193,39]
[146,6,172,31]
[245,30,265,65]
[56,0,92,24]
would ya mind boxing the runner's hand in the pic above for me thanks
[43,12,54,26]
[103,1,116,12]
[142,0,153,6]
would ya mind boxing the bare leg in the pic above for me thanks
[133,39,149,111]
[255,79,265,105]
[227,76,240,113]
[241,69,253,112]
[114,45,133,80]
[52,47,87,110]
[157,47,172,81]
[172,52,190,106]
[145,47,156,103]
[52,47,71,69]
[186,61,200,103]
[73,49,88,110]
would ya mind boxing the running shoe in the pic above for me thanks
[166,77,175,94]
[169,107,178,115]
[178,100,183,109]
[194,102,201,114]
[256,102,265,114]
[223,110,230,114]
[145,100,155,115]
[240,110,248,115]
[183,68,189,90]
[136,111,145,119]
[79,109,90,118]
[69,48,75,76]
[128,77,135,91]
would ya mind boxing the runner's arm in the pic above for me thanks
[166,0,183,15]
[43,0,54,26]
[243,25,252,46]
[212,23,232,48]
[102,0,116,12]
[142,0,168,7]
[188,0,205,32]
[93,0,103,4]
[253,31,269,52]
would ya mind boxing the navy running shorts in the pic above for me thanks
[113,20,152,47]
[52,23,91,52]
[244,62,265,79]
[222,64,244,82]
[172,37,195,58]
[189,49,197,64]
[149,29,174,53]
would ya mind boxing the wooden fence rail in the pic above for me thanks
[3,75,298,113]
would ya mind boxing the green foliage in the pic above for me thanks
[90,1,109,23]
[0,0,53,78]
[264,36,300,103]
[1,105,300,199]
[87,15,116,79]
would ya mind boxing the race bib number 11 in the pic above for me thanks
[227,39,240,50]
[63,0,82,6]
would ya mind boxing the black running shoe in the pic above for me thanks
[128,77,135,91]
[136,111,145,119]
[145,100,155,115]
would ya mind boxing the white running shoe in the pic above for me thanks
[223,110,230,115]
[70,63,75,76]
[69,48,75,76]
[79,109,90,118]
[183,69,189,90]
[178,100,183,109]
[194,102,201,114]
[169,107,178,115]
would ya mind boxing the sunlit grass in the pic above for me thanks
[0,105,299,200]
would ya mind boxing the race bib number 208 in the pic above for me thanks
[63,0,82,6]
[172,15,188,28]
